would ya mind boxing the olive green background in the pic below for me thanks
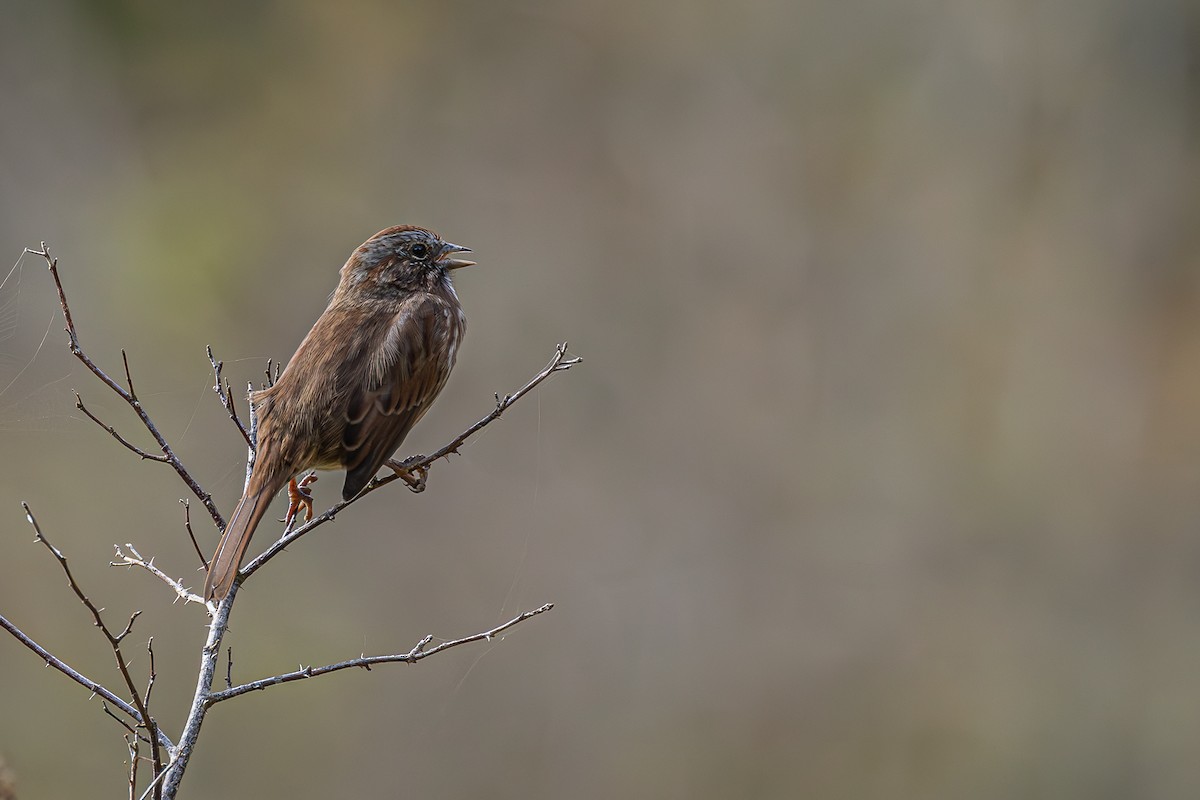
[2,1,1199,798]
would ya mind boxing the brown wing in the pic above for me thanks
[340,294,461,500]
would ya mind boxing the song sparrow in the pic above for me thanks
[203,225,474,601]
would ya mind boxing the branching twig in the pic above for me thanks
[23,244,226,532]
[111,544,205,606]
[104,702,141,739]
[23,503,167,782]
[241,344,581,581]
[417,342,581,468]
[106,703,156,748]
[206,603,554,703]
[0,612,152,730]
[206,346,252,448]
[263,358,279,389]
[115,611,143,644]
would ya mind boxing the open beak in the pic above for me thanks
[438,242,476,270]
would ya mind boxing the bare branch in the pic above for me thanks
[28,501,139,650]
[137,757,176,800]
[145,637,157,711]
[127,734,139,800]
[22,502,169,766]
[241,345,580,583]
[206,346,252,448]
[418,343,582,467]
[115,610,143,644]
[75,392,170,462]
[121,349,137,399]
[180,500,208,571]
[111,544,205,606]
[23,244,226,531]
[206,603,554,704]
[0,611,151,729]
[104,702,140,738]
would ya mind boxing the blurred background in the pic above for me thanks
[1,1,1199,798]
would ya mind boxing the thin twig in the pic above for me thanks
[241,344,580,582]
[75,392,170,462]
[111,544,205,606]
[23,502,167,778]
[0,609,142,722]
[104,702,140,738]
[138,759,174,800]
[145,637,157,711]
[126,734,139,800]
[115,611,143,644]
[180,500,208,570]
[415,343,581,467]
[225,647,233,689]
[122,350,137,399]
[206,346,251,448]
[24,244,226,532]
[206,603,554,704]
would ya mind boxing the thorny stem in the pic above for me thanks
[111,544,205,606]
[0,612,158,735]
[160,585,235,797]
[206,604,554,703]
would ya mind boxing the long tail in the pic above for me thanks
[204,477,281,602]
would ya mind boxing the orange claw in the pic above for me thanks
[283,472,318,531]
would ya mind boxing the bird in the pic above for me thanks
[203,225,474,601]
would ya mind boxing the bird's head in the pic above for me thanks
[343,225,475,294]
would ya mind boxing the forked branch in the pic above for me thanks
[207,346,252,449]
[20,502,172,766]
[23,243,226,532]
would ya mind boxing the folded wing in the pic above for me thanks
[340,293,461,501]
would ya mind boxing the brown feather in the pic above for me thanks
[203,226,468,601]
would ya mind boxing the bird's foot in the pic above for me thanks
[386,456,428,493]
[282,472,318,531]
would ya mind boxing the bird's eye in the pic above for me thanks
[409,242,428,259]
